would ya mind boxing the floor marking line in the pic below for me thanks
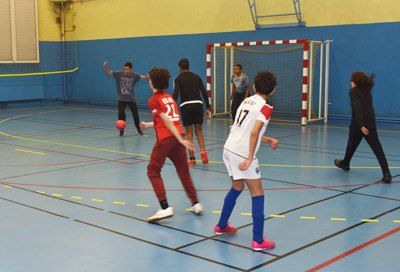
[306,225,400,272]
[112,201,126,205]
[300,216,316,220]
[361,219,379,223]
[330,217,347,221]
[51,193,63,197]
[74,219,247,271]
[136,204,150,208]
[270,214,286,218]
[70,196,83,200]
[15,148,45,155]
[246,204,400,271]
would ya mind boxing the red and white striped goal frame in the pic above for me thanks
[206,39,309,125]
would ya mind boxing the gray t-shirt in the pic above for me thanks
[231,73,249,94]
[113,72,141,101]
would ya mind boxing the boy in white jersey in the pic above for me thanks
[214,70,278,251]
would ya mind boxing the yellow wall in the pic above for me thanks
[37,0,61,41]
[38,0,400,41]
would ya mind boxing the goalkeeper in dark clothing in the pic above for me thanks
[173,58,211,166]
[334,71,392,183]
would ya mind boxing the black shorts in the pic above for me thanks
[181,103,204,127]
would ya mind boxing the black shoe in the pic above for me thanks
[137,129,143,136]
[381,173,392,184]
[119,129,124,136]
[334,159,350,171]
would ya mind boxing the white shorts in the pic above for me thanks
[222,149,261,180]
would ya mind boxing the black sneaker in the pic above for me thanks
[381,173,392,184]
[137,129,143,136]
[334,159,350,171]
[119,129,124,136]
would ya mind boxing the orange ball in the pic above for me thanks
[115,120,127,130]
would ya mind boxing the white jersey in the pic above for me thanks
[224,94,273,158]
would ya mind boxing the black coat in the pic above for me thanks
[349,87,376,129]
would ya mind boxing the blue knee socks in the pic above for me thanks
[217,188,242,229]
[252,195,265,244]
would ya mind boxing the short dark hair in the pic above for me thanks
[149,67,170,90]
[351,71,375,89]
[234,64,242,70]
[254,70,277,95]
[124,62,132,69]
[178,58,189,70]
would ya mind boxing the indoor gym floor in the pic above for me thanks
[0,103,399,272]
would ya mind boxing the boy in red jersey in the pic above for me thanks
[140,67,203,222]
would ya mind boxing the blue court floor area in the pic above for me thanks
[0,103,399,272]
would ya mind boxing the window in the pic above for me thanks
[0,0,39,63]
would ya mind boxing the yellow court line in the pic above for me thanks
[270,214,286,218]
[212,210,222,214]
[52,193,63,197]
[393,220,400,223]
[1,111,400,169]
[36,191,46,194]
[15,148,45,155]
[112,201,126,205]
[136,204,150,208]
[91,198,104,203]
[3,185,13,189]
[0,67,79,77]
[241,212,252,216]
[71,196,83,200]
[361,219,379,223]
[331,217,347,221]
[300,216,317,220]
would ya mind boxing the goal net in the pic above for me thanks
[206,39,329,125]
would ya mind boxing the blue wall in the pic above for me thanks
[70,22,400,121]
[0,42,64,103]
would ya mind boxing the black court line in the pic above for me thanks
[0,187,245,271]
[110,210,280,258]
[175,175,382,251]
[280,142,400,158]
[274,145,400,162]
[0,195,69,219]
[74,219,246,271]
[5,180,279,258]
[193,164,400,203]
[246,204,400,271]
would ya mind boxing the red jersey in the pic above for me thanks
[148,90,184,141]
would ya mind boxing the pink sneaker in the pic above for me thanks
[214,222,237,235]
[251,237,275,251]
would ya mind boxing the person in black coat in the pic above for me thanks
[334,71,392,183]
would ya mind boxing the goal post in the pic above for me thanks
[206,39,330,125]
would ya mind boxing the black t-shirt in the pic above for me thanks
[173,71,210,108]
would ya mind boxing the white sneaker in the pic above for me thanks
[147,207,173,223]
[192,203,203,214]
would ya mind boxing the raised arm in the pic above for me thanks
[103,61,113,76]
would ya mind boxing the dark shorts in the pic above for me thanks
[181,103,204,127]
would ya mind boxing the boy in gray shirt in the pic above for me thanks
[104,61,147,136]
[230,64,250,121]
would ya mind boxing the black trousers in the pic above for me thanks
[342,126,390,174]
[231,93,245,121]
[118,100,141,130]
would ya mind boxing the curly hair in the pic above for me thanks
[149,67,171,90]
[351,71,375,90]
[254,70,277,95]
